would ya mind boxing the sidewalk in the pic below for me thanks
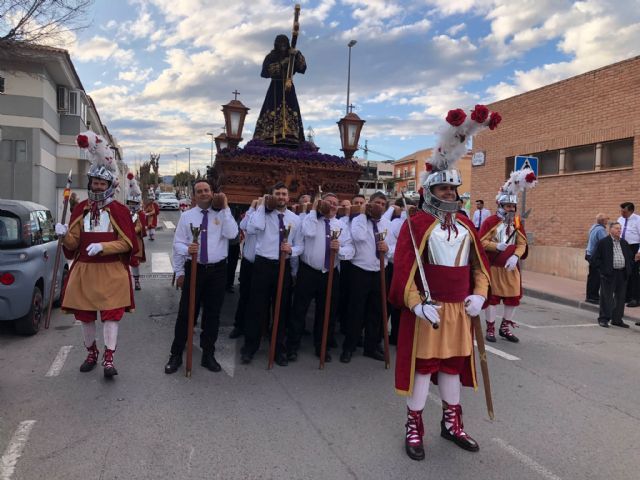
[522,270,640,321]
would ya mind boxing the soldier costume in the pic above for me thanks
[390,105,500,461]
[126,172,147,291]
[479,168,537,343]
[144,198,159,240]
[56,132,137,378]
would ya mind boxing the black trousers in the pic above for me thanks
[625,243,639,302]
[243,255,291,356]
[599,269,627,324]
[387,263,400,344]
[342,264,384,353]
[337,260,352,334]
[233,257,254,331]
[171,260,226,355]
[585,254,601,301]
[226,243,241,288]
[288,262,340,352]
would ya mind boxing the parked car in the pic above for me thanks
[0,199,69,335]
[157,192,179,210]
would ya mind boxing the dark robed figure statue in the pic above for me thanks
[253,34,307,147]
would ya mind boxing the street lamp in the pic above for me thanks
[338,105,365,160]
[222,90,250,149]
[206,132,214,166]
[185,147,191,175]
[346,39,357,115]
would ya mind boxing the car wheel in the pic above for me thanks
[15,286,44,336]
[53,266,69,308]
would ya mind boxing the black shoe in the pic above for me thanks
[315,348,332,363]
[440,420,479,452]
[164,354,182,374]
[635,322,640,326]
[229,327,243,339]
[611,321,630,328]
[598,321,610,328]
[287,350,298,362]
[340,350,352,363]
[240,352,252,364]
[627,300,640,308]
[201,352,222,372]
[275,353,288,367]
[585,298,599,305]
[363,349,386,361]
[103,365,118,378]
[406,443,425,461]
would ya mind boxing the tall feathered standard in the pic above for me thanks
[127,172,142,197]
[497,168,537,200]
[76,131,117,174]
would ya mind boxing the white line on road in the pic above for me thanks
[152,252,173,273]
[517,321,598,329]
[492,437,562,480]
[474,341,520,361]
[0,420,36,480]
[45,346,73,377]
[163,220,176,229]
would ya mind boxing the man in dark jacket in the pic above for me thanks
[591,222,634,328]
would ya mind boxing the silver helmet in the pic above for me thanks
[422,167,462,214]
[77,131,118,204]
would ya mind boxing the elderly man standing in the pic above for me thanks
[591,222,634,328]
[585,213,608,304]
[617,202,640,307]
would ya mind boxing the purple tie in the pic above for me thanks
[200,209,208,264]
[622,218,628,240]
[477,211,482,229]
[324,218,331,270]
[278,213,285,243]
[372,218,379,236]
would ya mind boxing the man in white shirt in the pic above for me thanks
[618,202,640,307]
[286,193,354,362]
[340,192,396,363]
[230,199,259,339]
[241,182,302,366]
[164,180,239,374]
[472,199,491,230]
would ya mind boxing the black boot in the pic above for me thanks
[164,353,182,374]
[499,319,519,343]
[201,350,221,372]
[485,322,496,343]
[102,348,118,378]
[405,407,425,461]
[440,401,479,452]
[80,341,99,372]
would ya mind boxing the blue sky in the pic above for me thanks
[62,0,640,175]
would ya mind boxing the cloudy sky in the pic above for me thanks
[64,0,640,175]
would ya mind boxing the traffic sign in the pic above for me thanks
[515,155,538,177]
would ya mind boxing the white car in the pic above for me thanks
[157,192,179,210]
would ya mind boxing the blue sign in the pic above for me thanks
[515,155,538,177]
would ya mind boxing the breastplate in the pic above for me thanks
[494,222,515,245]
[84,209,113,233]
[427,222,470,266]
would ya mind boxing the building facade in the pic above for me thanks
[472,56,639,280]
[356,159,394,197]
[0,43,125,220]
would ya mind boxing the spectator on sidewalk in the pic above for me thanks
[585,213,609,304]
[591,221,634,328]
[472,199,491,230]
[617,202,640,307]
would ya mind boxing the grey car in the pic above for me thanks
[0,199,68,335]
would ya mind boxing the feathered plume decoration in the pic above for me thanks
[497,168,537,200]
[76,131,117,173]
[427,104,502,174]
[126,172,142,197]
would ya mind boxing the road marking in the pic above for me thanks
[152,252,173,273]
[517,321,598,329]
[163,220,176,229]
[45,346,73,377]
[474,341,520,361]
[0,420,36,480]
[492,437,562,480]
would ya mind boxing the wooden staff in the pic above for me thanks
[45,170,72,329]
[375,229,391,369]
[319,228,341,369]
[471,315,495,420]
[185,223,201,378]
[268,223,291,369]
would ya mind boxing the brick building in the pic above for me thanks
[472,56,639,280]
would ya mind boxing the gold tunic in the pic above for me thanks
[481,223,527,297]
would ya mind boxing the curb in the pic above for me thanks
[523,287,639,322]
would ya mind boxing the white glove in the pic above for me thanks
[496,242,508,252]
[505,255,519,271]
[464,294,486,317]
[86,243,103,257]
[413,303,441,327]
[55,223,68,237]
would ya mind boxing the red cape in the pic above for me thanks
[478,214,528,265]
[389,211,491,395]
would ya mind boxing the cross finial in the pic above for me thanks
[348,103,355,113]
[232,90,240,100]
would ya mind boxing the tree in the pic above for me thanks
[0,0,93,46]
[173,171,195,190]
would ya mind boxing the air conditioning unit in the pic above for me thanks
[56,85,68,112]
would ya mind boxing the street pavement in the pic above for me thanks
[1,209,640,479]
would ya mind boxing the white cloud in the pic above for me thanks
[118,67,153,83]
[70,35,135,67]
[447,23,466,35]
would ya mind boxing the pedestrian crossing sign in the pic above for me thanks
[515,155,538,176]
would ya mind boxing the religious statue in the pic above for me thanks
[253,6,306,148]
